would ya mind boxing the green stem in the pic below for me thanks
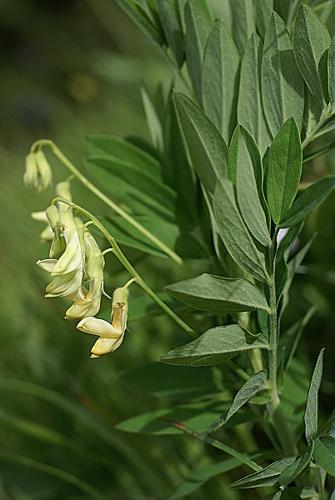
[54,198,195,338]
[31,140,183,266]
[268,232,297,457]
[170,422,262,472]
[302,110,334,150]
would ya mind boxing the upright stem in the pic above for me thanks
[268,232,297,457]
[31,140,183,266]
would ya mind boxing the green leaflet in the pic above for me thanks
[201,20,240,143]
[115,0,164,44]
[238,33,271,154]
[209,371,267,432]
[86,135,163,181]
[262,12,304,137]
[279,175,335,227]
[166,273,270,313]
[266,118,302,224]
[304,348,325,444]
[313,436,335,477]
[157,0,184,66]
[229,0,255,55]
[279,443,314,486]
[228,125,263,189]
[232,457,296,489]
[86,156,176,220]
[184,0,212,100]
[255,0,273,38]
[169,458,244,499]
[235,127,271,246]
[293,4,331,103]
[115,401,231,435]
[104,214,205,260]
[141,87,164,150]
[164,90,198,220]
[160,325,269,367]
[214,178,269,283]
[328,36,335,106]
[173,91,228,197]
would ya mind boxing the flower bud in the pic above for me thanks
[56,180,72,201]
[24,153,38,188]
[35,150,52,191]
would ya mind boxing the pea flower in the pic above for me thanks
[76,284,130,358]
[24,150,53,192]
[65,229,105,319]
[37,210,84,298]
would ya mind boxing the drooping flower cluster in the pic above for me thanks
[27,166,131,359]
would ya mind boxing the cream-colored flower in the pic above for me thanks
[37,210,84,298]
[65,230,104,319]
[24,150,52,192]
[77,285,129,358]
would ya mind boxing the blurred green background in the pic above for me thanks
[0,1,334,498]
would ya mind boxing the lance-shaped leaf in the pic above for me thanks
[238,33,271,154]
[86,135,163,181]
[262,12,304,136]
[329,36,335,106]
[293,4,331,103]
[157,0,184,66]
[255,0,273,38]
[164,91,198,219]
[232,457,296,489]
[169,457,246,499]
[141,87,163,150]
[201,20,240,143]
[160,325,269,367]
[166,273,270,314]
[116,0,164,44]
[185,0,212,100]
[86,155,176,220]
[235,127,271,246]
[209,371,267,432]
[115,401,229,436]
[214,178,269,283]
[279,443,314,486]
[313,436,335,477]
[266,118,302,224]
[228,126,263,189]
[173,91,228,197]
[279,175,335,227]
[304,348,325,444]
[229,0,255,55]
